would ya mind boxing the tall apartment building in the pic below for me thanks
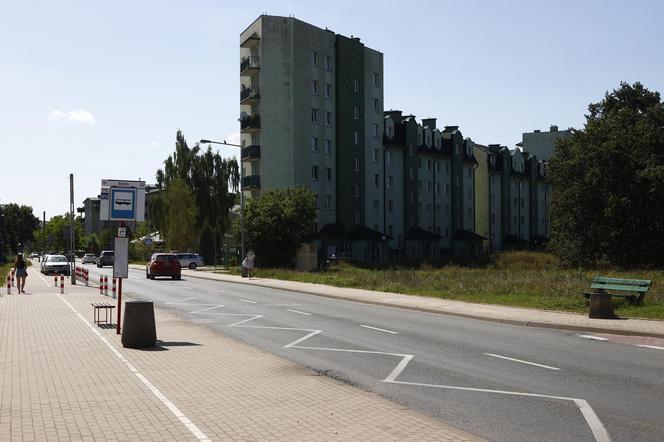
[520,125,572,161]
[240,15,385,262]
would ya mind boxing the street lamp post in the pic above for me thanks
[200,139,245,263]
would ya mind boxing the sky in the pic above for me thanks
[1,0,663,219]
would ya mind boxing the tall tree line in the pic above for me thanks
[0,203,40,258]
[152,130,239,253]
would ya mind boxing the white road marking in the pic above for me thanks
[638,344,664,351]
[240,299,257,304]
[578,335,608,341]
[265,303,301,307]
[55,294,209,441]
[182,286,193,290]
[189,305,224,314]
[166,297,196,304]
[360,324,398,335]
[287,309,311,316]
[484,353,560,371]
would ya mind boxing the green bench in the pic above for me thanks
[583,276,652,319]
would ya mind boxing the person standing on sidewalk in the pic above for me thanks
[13,254,28,293]
[242,250,255,278]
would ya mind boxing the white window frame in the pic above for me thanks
[311,108,319,124]
[311,80,319,95]
[310,136,318,152]
[354,131,360,145]
[311,51,319,66]
[324,139,332,154]
[325,111,332,126]
[325,84,332,99]
[311,165,319,180]
[353,106,360,119]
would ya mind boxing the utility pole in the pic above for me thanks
[70,174,76,284]
[42,211,45,254]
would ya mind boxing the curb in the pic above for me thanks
[153,266,664,339]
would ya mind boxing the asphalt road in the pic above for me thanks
[78,263,664,442]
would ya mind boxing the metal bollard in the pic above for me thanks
[60,275,64,294]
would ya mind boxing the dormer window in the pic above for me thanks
[417,128,423,146]
[489,156,496,167]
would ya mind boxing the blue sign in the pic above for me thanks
[110,187,136,220]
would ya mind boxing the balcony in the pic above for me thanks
[240,86,260,105]
[240,33,260,49]
[240,114,261,133]
[240,56,260,76]
[242,174,261,189]
[241,144,261,161]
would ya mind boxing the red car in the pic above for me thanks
[146,253,181,280]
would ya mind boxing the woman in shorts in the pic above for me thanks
[14,254,28,293]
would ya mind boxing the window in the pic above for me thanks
[427,181,432,193]
[435,183,440,194]
[455,144,460,155]
[311,108,319,123]
[468,187,472,197]
[373,123,379,137]
[418,180,422,193]
[386,151,392,164]
[418,158,422,169]
[373,72,379,86]
[373,98,379,111]
[311,51,318,66]
[325,111,332,126]
[324,139,332,154]
[436,204,441,216]
[418,204,422,217]
[372,199,379,213]
[386,175,393,189]
[353,105,360,119]
[491,213,496,223]
[409,146,414,157]
[355,210,360,224]
[426,204,432,217]
[355,184,360,197]
[434,161,440,173]
[353,79,359,93]
[354,158,360,172]
[387,126,393,138]
[311,80,319,95]
[426,159,431,171]
[325,167,332,181]
[445,227,449,238]
[520,215,525,225]
[468,208,472,221]
[325,84,332,98]
[324,55,332,71]
[444,162,449,173]
[354,131,360,145]
[388,225,393,236]
[324,195,332,209]
[311,165,319,180]
[410,214,414,226]
[445,205,450,216]
[310,136,318,152]
[372,174,379,187]
[520,198,525,208]
[372,149,378,162]
[409,168,414,179]
[313,194,318,209]
[444,184,449,195]
[388,200,393,213]
[467,167,472,179]
[409,192,414,203]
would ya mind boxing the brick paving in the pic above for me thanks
[0,274,479,441]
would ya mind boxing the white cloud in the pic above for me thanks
[49,109,96,124]
[151,141,159,147]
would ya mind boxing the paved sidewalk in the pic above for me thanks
[0,275,479,441]
[154,266,664,338]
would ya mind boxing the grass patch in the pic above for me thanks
[225,251,664,320]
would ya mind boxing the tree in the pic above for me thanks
[165,178,198,251]
[548,82,664,267]
[243,187,317,267]
[198,221,215,265]
[1,203,40,254]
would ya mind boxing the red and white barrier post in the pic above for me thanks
[84,269,89,286]
[54,275,58,287]
[6,275,10,295]
[60,275,64,294]
[10,269,15,288]
[99,275,103,294]
[104,276,108,296]
[112,278,116,299]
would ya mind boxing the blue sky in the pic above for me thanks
[1,0,663,219]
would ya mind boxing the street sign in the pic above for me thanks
[145,238,152,246]
[117,227,127,238]
[110,187,136,220]
[100,179,145,222]
[113,237,129,279]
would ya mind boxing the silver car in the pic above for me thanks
[176,253,205,270]
[41,255,70,275]
[82,253,96,264]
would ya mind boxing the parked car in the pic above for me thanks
[82,253,96,264]
[29,252,39,259]
[146,253,181,280]
[176,253,205,270]
[41,255,70,275]
[40,254,51,271]
[96,250,114,268]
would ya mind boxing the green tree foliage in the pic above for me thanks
[198,221,215,265]
[32,214,83,253]
[548,82,664,267]
[155,130,239,239]
[243,187,317,267]
[0,203,40,255]
[165,178,198,252]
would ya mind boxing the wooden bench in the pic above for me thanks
[583,277,651,319]
[91,303,115,326]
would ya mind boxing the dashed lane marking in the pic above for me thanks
[577,335,608,341]
[287,309,311,316]
[638,344,664,351]
[240,299,257,304]
[484,353,560,371]
[360,324,398,335]
[189,305,224,314]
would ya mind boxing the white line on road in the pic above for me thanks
[55,294,210,441]
[577,335,608,341]
[287,309,311,316]
[638,344,664,351]
[360,324,398,335]
[484,353,560,371]
[240,299,257,304]
[166,297,196,304]
[265,303,301,307]
[181,286,193,290]
[189,305,224,314]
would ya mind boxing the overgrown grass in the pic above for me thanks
[225,251,664,320]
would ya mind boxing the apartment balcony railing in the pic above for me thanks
[240,56,260,76]
[240,86,260,104]
[240,33,260,49]
[241,174,261,189]
[240,114,261,132]
[241,144,261,161]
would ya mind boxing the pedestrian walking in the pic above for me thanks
[14,254,28,293]
[242,250,255,278]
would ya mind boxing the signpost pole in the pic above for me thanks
[116,277,122,334]
[70,174,76,284]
